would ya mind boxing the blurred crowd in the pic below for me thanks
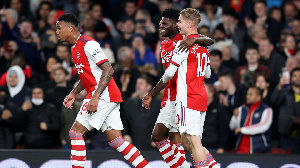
[0,0,300,154]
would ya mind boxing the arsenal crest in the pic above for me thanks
[77,52,80,60]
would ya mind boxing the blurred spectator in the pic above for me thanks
[47,9,64,29]
[234,46,270,86]
[283,2,298,28]
[93,21,115,64]
[134,9,158,49]
[246,24,267,49]
[6,65,31,107]
[40,28,58,58]
[122,75,160,151]
[113,17,135,52]
[46,67,72,113]
[113,46,141,102]
[271,67,300,153]
[280,34,296,59]
[253,0,281,45]
[90,3,119,38]
[1,15,42,71]
[10,0,33,24]
[56,44,76,79]
[198,0,223,33]
[132,34,157,69]
[279,57,300,89]
[35,1,52,33]
[209,49,233,85]
[0,86,22,148]
[290,17,300,44]
[259,38,286,88]
[218,71,246,114]
[255,73,271,105]
[267,7,281,23]
[39,56,61,90]
[124,0,138,18]
[151,0,173,28]
[202,83,230,154]
[212,24,239,62]
[21,86,60,149]
[222,7,245,50]
[212,39,238,69]
[76,0,91,22]
[230,86,273,153]
[60,82,87,149]
[0,40,18,76]
[198,25,212,38]
[80,13,96,32]
[0,7,18,30]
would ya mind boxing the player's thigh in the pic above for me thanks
[100,102,123,133]
[156,100,178,132]
[176,103,206,136]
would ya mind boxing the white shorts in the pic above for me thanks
[76,99,123,132]
[175,102,206,137]
[155,100,179,132]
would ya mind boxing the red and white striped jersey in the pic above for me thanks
[160,33,183,102]
[171,34,210,111]
[71,35,122,102]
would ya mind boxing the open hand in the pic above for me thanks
[63,93,75,109]
[142,94,152,109]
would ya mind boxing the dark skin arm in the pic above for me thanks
[87,62,114,113]
[63,81,85,109]
[142,80,167,109]
[178,36,214,52]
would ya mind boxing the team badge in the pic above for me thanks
[77,52,80,60]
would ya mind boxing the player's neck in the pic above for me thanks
[185,29,198,37]
[169,30,179,40]
[69,32,81,46]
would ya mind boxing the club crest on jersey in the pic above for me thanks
[77,52,80,60]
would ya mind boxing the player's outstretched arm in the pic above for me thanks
[87,62,114,113]
[142,64,178,109]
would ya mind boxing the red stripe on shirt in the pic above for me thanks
[170,60,180,67]
[96,59,109,66]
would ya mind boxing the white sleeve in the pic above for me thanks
[84,41,109,66]
[241,108,273,135]
[162,64,178,84]
[170,41,188,67]
[229,107,242,130]
[205,56,211,78]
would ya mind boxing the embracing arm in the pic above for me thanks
[92,62,114,98]
[195,35,214,46]
[70,80,85,95]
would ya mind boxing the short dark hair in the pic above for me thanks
[246,46,259,52]
[291,67,300,77]
[39,1,53,11]
[255,73,270,83]
[254,0,267,6]
[54,67,69,76]
[57,13,79,27]
[139,74,154,88]
[162,8,181,21]
[210,49,222,59]
[268,6,280,17]
[249,86,263,98]
[218,71,234,81]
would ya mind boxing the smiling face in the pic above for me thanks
[177,14,189,36]
[159,17,177,37]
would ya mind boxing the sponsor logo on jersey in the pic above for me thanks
[75,63,85,74]
[77,52,80,60]
[92,49,102,57]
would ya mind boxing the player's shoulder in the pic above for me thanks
[79,35,95,44]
